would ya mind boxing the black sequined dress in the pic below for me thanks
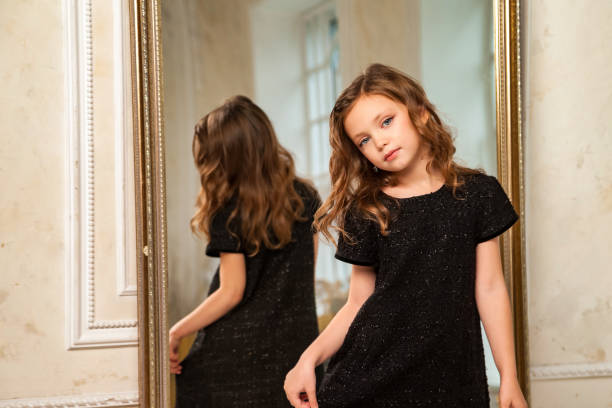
[316,173,519,408]
[176,180,323,407]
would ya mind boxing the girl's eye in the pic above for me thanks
[382,117,393,127]
[359,137,370,147]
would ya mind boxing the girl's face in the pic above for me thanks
[343,94,428,173]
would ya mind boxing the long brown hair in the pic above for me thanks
[191,95,308,256]
[315,63,483,245]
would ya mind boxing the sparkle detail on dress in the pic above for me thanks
[316,173,519,408]
[175,180,324,407]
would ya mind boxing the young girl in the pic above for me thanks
[284,64,528,408]
[170,95,323,407]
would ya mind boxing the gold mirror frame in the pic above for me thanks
[494,0,529,399]
[130,0,527,406]
[130,1,169,407]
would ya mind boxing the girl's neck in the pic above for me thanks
[384,149,444,197]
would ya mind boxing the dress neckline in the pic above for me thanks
[379,182,447,201]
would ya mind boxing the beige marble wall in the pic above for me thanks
[0,0,137,401]
[163,1,256,326]
[524,0,612,406]
[3,0,612,405]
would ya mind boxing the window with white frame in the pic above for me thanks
[302,2,349,321]
[303,2,340,183]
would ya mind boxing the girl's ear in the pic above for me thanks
[419,109,430,126]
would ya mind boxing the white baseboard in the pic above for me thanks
[0,391,138,408]
[530,362,612,380]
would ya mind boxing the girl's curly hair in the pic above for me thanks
[314,63,483,245]
[191,95,311,256]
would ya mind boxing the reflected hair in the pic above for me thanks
[314,63,484,245]
[191,95,308,256]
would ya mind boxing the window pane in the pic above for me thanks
[305,21,316,70]
[310,121,320,174]
[307,73,319,122]
[317,69,327,118]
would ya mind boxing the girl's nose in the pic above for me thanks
[372,133,389,150]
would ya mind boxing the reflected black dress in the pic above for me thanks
[316,173,519,408]
[176,180,323,407]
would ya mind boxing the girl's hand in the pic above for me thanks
[169,330,182,375]
[499,377,528,408]
[284,359,318,408]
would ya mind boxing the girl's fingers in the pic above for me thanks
[305,388,318,408]
[513,397,527,408]
[298,392,311,408]
[169,360,182,372]
[281,386,293,407]
[501,397,525,408]
[297,391,308,408]
[289,392,303,407]
[287,390,306,407]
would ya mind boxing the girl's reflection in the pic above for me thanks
[170,95,323,407]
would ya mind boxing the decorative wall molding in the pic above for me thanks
[64,0,137,349]
[113,0,137,297]
[0,391,138,408]
[530,362,612,380]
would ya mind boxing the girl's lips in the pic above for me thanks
[384,148,400,161]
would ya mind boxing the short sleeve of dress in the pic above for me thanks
[306,187,322,232]
[475,174,519,243]
[205,200,244,257]
[334,208,379,266]
[294,179,322,233]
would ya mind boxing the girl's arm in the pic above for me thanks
[169,252,246,373]
[171,252,246,337]
[285,264,376,408]
[475,237,527,408]
[301,264,375,366]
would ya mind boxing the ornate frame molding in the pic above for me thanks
[494,0,528,398]
[65,0,137,350]
[130,0,170,406]
[114,0,138,298]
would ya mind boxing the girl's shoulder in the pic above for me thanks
[459,171,519,242]
[456,170,499,196]
[457,171,515,215]
[343,204,380,233]
[293,177,321,204]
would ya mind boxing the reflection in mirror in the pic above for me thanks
[162,0,505,406]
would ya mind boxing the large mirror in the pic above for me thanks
[131,0,525,406]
